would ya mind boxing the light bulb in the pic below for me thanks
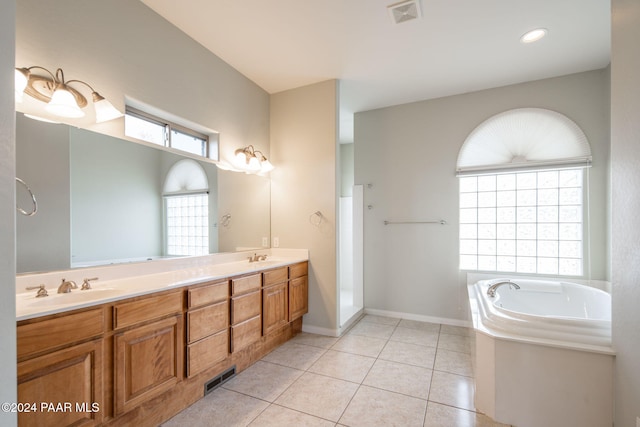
[15,68,29,102]
[247,155,261,171]
[234,150,249,169]
[46,87,84,118]
[520,28,547,44]
[92,92,123,123]
[260,159,274,173]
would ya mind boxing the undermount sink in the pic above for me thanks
[24,288,127,307]
[247,260,283,268]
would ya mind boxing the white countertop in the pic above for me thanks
[16,249,308,321]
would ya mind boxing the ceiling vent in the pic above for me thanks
[388,0,421,24]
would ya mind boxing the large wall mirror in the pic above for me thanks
[16,113,270,274]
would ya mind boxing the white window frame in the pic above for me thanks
[459,168,585,276]
[124,106,219,160]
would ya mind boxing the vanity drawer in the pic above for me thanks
[187,329,229,377]
[113,291,182,330]
[187,301,228,343]
[231,273,261,296]
[230,315,261,353]
[230,291,261,325]
[263,267,288,286]
[18,308,105,359]
[187,280,228,309]
[289,262,308,279]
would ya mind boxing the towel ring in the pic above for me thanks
[220,213,232,227]
[16,177,38,217]
[309,210,323,227]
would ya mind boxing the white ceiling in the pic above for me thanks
[142,0,610,141]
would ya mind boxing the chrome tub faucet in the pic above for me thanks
[487,280,520,297]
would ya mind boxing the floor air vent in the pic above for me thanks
[204,366,236,395]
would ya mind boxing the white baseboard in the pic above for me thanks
[301,324,341,337]
[363,308,472,328]
[301,308,470,337]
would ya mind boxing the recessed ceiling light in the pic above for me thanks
[520,28,548,44]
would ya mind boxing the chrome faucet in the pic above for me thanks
[81,277,99,290]
[487,280,520,297]
[57,278,77,294]
[26,284,48,297]
[248,253,268,262]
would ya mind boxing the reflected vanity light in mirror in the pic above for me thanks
[15,65,123,123]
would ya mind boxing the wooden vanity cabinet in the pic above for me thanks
[185,279,229,377]
[17,308,105,427]
[230,273,262,353]
[289,262,309,321]
[15,259,309,426]
[262,267,289,335]
[112,291,183,416]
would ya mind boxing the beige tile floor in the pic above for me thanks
[162,315,511,427]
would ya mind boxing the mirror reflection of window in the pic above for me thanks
[165,193,209,256]
[163,159,210,256]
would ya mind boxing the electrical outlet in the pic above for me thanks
[262,237,268,247]
[273,237,279,248]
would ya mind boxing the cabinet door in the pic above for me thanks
[289,276,309,321]
[263,282,288,335]
[114,315,183,416]
[17,339,103,427]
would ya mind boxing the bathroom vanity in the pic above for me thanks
[16,257,308,427]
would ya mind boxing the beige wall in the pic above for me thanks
[271,80,339,332]
[217,171,271,252]
[611,0,640,425]
[16,0,270,165]
[355,69,610,322]
[0,1,17,425]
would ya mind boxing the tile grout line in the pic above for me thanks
[168,317,489,427]
[238,317,481,427]
[243,345,341,426]
[330,318,396,425]
[424,323,442,426]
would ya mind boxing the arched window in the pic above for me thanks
[457,108,591,276]
[163,159,209,256]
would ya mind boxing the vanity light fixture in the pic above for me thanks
[15,66,123,123]
[234,145,274,174]
[520,28,548,44]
